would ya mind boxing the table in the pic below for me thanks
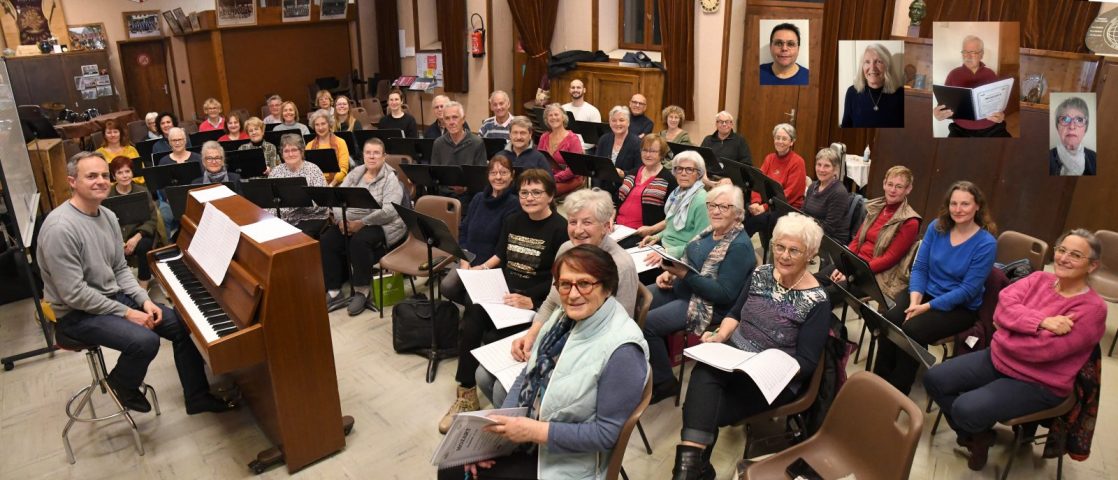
[845,155,870,188]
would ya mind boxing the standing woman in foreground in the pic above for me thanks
[873,180,996,394]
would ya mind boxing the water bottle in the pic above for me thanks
[863,145,871,164]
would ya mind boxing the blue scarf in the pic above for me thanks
[664,182,704,231]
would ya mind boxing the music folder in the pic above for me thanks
[224,148,267,179]
[562,151,623,184]
[304,148,341,174]
[932,78,1014,121]
[102,192,152,226]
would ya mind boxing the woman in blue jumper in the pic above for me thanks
[872,180,996,394]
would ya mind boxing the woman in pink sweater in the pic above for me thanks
[923,228,1107,471]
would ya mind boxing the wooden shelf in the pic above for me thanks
[892,35,933,45]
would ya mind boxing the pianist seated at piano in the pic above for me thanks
[108,155,160,291]
[320,137,407,315]
[192,141,242,192]
[267,133,329,238]
[37,151,238,415]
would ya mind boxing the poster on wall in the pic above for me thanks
[216,0,258,27]
[415,51,444,88]
[162,11,185,35]
[122,11,163,40]
[67,24,107,51]
[1,0,70,47]
[282,0,311,22]
[320,0,348,20]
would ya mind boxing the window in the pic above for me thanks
[619,0,662,51]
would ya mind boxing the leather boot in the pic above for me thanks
[672,445,708,480]
[438,386,480,434]
[965,430,996,471]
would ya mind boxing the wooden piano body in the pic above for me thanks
[149,186,345,473]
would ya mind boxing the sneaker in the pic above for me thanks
[347,292,369,316]
[106,376,151,413]
[326,292,347,312]
[438,386,480,434]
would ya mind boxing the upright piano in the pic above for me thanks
[149,185,346,473]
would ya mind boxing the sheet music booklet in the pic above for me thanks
[684,342,800,404]
[430,407,529,468]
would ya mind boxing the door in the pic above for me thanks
[739,1,823,169]
[118,40,173,116]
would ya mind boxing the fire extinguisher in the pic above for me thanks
[470,13,486,58]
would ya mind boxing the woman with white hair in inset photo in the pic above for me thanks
[1049,96,1097,176]
[841,42,904,128]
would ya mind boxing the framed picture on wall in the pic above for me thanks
[67,24,108,51]
[320,0,348,21]
[216,0,258,27]
[123,11,163,40]
[282,0,312,23]
[173,8,192,33]
[162,11,185,36]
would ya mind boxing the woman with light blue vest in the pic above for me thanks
[438,245,649,480]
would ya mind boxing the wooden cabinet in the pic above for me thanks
[26,138,69,213]
[553,63,665,129]
[6,50,119,114]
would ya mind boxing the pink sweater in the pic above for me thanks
[990,271,1107,397]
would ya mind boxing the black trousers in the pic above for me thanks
[436,450,538,479]
[128,234,155,281]
[320,224,388,290]
[872,291,978,395]
[681,363,797,446]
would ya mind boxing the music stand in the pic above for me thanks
[428,165,468,188]
[305,186,382,309]
[461,165,490,193]
[333,131,357,160]
[186,145,203,154]
[264,130,311,149]
[717,158,749,187]
[393,203,468,383]
[570,120,609,145]
[853,300,937,372]
[224,148,267,179]
[164,183,237,222]
[142,162,203,193]
[562,151,623,185]
[264,123,279,132]
[220,139,251,151]
[101,192,152,226]
[242,177,309,216]
[771,197,802,220]
[386,138,435,164]
[667,142,722,172]
[135,138,158,165]
[355,129,405,147]
[190,129,224,145]
[746,165,786,207]
[305,149,341,177]
[482,138,506,159]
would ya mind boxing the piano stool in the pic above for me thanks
[57,333,160,464]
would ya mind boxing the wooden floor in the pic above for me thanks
[1,274,1116,479]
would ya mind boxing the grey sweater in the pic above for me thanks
[37,203,150,319]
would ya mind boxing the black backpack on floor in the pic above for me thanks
[391,295,459,355]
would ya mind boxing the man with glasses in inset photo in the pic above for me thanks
[1049,96,1097,176]
[760,22,809,86]
[933,35,1010,137]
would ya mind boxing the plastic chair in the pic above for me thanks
[359,98,384,125]
[630,284,654,455]
[736,351,826,455]
[377,196,462,317]
[743,372,923,480]
[1093,230,1118,356]
[385,154,416,201]
[996,230,1049,273]
[605,375,653,480]
[126,119,148,144]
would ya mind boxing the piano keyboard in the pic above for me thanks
[156,259,238,342]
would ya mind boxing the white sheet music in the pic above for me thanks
[458,269,536,329]
[481,304,536,329]
[189,184,236,203]
[187,203,241,285]
[471,332,528,389]
[609,224,637,241]
[684,343,800,404]
[430,407,528,468]
[625,246,659,273]
[241,217,301,243]
[973,78,1014,119]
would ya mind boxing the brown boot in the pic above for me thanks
[438,386,480,434]
[965,430,996,471]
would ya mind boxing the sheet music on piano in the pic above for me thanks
[188,203,241,285]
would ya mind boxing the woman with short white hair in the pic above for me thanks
[638,150,710,258]
[593,105,642,176]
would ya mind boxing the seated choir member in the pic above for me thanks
[745,123,806,245]
[191,141,242,191]
[700,111,753,169]
[479,90,513,139]
[197,97,225,132]
[537,103,585,197]
[144,111,162,140]
[158,127,202,167]
[924,229,1107,471]
[95,119,140,166]
[332,95,362,132]
[592,105,642,185]
[438,245,648,480]
[320,138,406,315]
[39,151,237,415]
[430,101,486,167]
[238,117,281,171]
[438,169,569,434]
[638,151,711,258]
[627,93,654,136]
[307,109,351,186]
[454,156,522,268]
[474,188,640,407]
[644,185,756,403]
[659,105,692,146]
[262,94,284,124]
[218,111,248,141]
[672,213,830,480]
[378,88,418,138]
[495,116,552,173]
[108,155,159,290]
[802,148,851,242]
[615,135,677,248]
[873,181,996,394]
[267,133,329,238]
[273,101,311,136]
[152,112,188,155]
[313,89,335,119]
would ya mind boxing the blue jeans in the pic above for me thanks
[924,349,1063,438]
[56,292,211,401]
[643,287,691,386]
[475,365,509,408]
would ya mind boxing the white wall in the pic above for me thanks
[1048,92,1097,152]
[836,40,905,127]
[757,18,811,68]
[931,21,1004,137]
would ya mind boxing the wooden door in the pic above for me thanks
[739,0,823,168]
[118,40,173,117]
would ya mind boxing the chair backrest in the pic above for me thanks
[605,374,653,480]
[180,119,198,135]
[633,284,653,329]
[812,372,923,479]
[90,130,105,148]
[385,154,416,200]
[844,194,865,245]
[360,98,384,124]
[126,119,148,143]
[954,266,1010,355]
[415,195,461,240]
[1093,230,1118,301]
[996,230,1048,273]
[62,138,82,161]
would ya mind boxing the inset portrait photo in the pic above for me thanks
[759,19,810,86]
[931,22,1020,138]
[838,40,905,128]
[1049,92,1097,176]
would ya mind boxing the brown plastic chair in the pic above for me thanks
[180,119,198,135]
[629,284,654,455]
[744,372,924,480]
[126,119,148,144]
[359,98,384,125]
[384,154,416,200]
[998,381,1078,479]
[996,230,1049,273]
[376,196,461,317]
[1094,230,1118,356]
[605,374,653,480]
[736,350,827,452]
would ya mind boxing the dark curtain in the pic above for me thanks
[659,0,695,114]
[815,0,896,167]
[436,0,469,92]
[507,0,560,109]
[917,0,1099,52]
[375,0,401,78]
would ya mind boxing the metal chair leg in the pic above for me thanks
[1108,330,1116,356]
[999,427,1025,480]
[620,466,629,480]
[854,322,868,364]
[636,420,652,455]
[931,410,943,437]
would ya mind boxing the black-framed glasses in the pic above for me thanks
[519,189,547,198]
[706,202,733,213]
[772,40,798,49]
[673,166,699,175]
[1058,115,1087,127]
[554,279,601,295]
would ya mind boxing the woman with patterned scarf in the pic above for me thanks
[672,213,831,480]
[191,141,242,192]
[438,245,649,480]
[638,151,711,258]
[642,184,756,404]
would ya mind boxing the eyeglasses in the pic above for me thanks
[772,40,799,49]
[960,50,983,56]
[170,137,186,143]
[489,169,512,178]
[716,119,733,125]
[641,148,661,155]
[203,156,224,162]
[554,279,601,295]
[1057,115,1087,127]
[1054,246,1092,262]
[630,100,647,106]
[519,189,547,198]
[673,166,699,175]
[706,202,734,213]
[771,242,806,259]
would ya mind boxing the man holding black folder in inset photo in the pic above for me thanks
[933,35,1011,137]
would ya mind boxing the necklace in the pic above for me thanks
[869,88,883,111]
[774,269,809,297]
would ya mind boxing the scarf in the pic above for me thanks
[1056,143,1086,175]
[664,181,704,231]
[204,168,229,184]
[518,316,575,420]
[684,223,745,334]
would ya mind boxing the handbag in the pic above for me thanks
[391,295,459,355]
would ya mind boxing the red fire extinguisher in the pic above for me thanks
[470,13,486,58]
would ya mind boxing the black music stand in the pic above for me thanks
[399,163,436,197]
[771,197,802,220]
[264,123,279,132]
[746,165,787,208]
[142,162,203,193]
[165,183,237,222]
[355,129,405,147]
[242,177,310,216]
[305,187,382,310]
[334,131,357,159]
[264,130,312,149]
[393,203,468,383]
[220,139,251,151]
[852,300,936,372]
[102,192,152,226]
[482,138,506,159]
[563,151,623,186]
[461,165,490,193]
[186,145,203,155]
[135,138,158,166]
[386,138,435,164]
[305,149,341,177]
[225,148,267,179]
[190,129,224,145]
[570,120,609,145]
[667,142,723,172]
[717,158,749,187]
[428,165,468,188]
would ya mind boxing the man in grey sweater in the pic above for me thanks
[38,151,236,415]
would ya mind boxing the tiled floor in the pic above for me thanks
[1,276,1115,479]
